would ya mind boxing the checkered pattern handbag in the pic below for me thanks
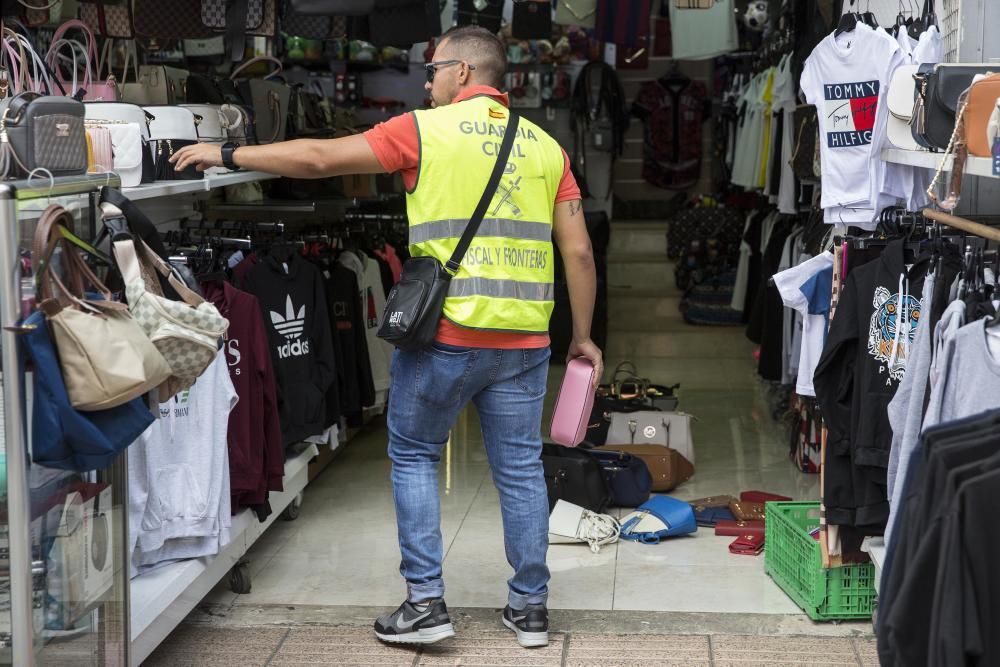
[202,0,265,30]
[112,237,229,399]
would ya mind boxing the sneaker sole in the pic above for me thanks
[375,623,456,645]
[502,616,549,648]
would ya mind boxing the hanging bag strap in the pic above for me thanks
[445,111,520,274]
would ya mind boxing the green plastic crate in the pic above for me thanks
[764,501,876,621]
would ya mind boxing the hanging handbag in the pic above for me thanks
[0,93,88,178]
[963,73,1000,157]
[619,495,697,544]
[111,235,229,401]
[554,0,596,28]
[283,0,333,39]
[790,104,819,180]
[605,410,695,464]
[202,0,265,60]
[922,63,997,151]
[588,449,652,507]
[79,1,133,39]
[33,205,172,411]
[292,0,373,11]
[540,443,612,513]
[455,0,504,32]
[369,0,440,47]
[608,444,693,492]
[20,310,155,472]
[377,113,519,350]
[512,0,552,40]
[84,101,156,184]
[126,65,190,105]
[231,56,290,144]
[133,0,213,39]
[887,64,920,150]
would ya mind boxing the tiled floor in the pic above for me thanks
[150,221,861,664]
[146,624,881,667]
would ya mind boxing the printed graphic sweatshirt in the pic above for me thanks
[243,254,337,445]
[814,240,927,531]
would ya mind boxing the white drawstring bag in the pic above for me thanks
[548,500,620,554]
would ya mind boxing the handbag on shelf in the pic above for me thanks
[541,443,612,513]
[0,93,88,178]
[606,411,695,464]
[84,124,113,173]
[46,20,118,101]
[921,63,997,151]
[886,64,920,151]
[231,56,290,144]
[910,62,936,149]
[963,73,1000,157]
[619,495,697,544]
[554,0,596,28]
[125,65,190,105]
[377,113,519,350]
[79,1,133,39]
[550,357,596,447]
[608,444,693,492]
[181,103,232,174]
[142,104,202,180]
[33,205,172,412]
[512,0,552,40]
[588,449,651,508]
[84,101,156,184]
[133,0,213,39]
[283,0,332,39]
[111,235,229,401]
[21,310,156,472]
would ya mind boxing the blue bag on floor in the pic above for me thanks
[619,495,697,544]
[21,311,154,472]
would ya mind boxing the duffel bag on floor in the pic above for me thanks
[541,443,612,513]
[589,449,652,507]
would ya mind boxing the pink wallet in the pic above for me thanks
[549,357,596,447]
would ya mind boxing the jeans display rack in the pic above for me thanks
[0,171,326,666]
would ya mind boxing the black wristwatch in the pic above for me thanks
[221,142,240,170]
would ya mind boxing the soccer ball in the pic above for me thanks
[744,1,769,32]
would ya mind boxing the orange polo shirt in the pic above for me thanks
[364,85,580,349]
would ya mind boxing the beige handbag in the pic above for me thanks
[34,205,171,411]
[554,0,596,28]
[112,236,229,400]
[606,411,695,465]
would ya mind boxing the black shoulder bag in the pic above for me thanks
[377,111,520,351]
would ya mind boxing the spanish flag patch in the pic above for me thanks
[488,108,506,119]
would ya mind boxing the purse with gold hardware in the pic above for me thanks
[142,105,203,180]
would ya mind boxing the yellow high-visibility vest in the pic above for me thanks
[408,95,565,333]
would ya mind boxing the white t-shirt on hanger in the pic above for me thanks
[800,24,901,210]
[669,0,738,61]
[774,251,835,397]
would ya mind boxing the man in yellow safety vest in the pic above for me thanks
[172,25,602,650]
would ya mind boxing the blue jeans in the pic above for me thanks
[387,342,552,609]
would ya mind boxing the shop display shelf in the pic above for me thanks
[121,171,279,201]
[881,148,998,178]
[764,501,876,622]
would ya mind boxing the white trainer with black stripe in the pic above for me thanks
[374,599,456,645]
[502,603,549,648]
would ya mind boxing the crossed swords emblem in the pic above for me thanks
[491,170,522,217]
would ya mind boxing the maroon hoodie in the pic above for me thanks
[204,282,284,508]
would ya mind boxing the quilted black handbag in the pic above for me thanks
[541,444,612,513]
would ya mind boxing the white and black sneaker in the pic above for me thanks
[374,599,456,645]
[502,604,549,648]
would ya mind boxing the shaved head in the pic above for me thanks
[437,25,508,89]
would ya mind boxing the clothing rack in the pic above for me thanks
[922,208,1000,243]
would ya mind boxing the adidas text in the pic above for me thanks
[277,339,311,358]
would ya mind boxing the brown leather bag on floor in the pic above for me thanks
[605,444,693,492]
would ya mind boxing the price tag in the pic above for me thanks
[993,137,1000,177]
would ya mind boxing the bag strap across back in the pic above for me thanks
[445,111,520,274]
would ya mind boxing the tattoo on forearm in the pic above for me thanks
[569,200,582,216]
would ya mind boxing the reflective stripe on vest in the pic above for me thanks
[407,96,565,333]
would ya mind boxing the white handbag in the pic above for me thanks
[887,64,920,151]
[606,411,695,465]
[181,103,231,175]
[143,105,199,141]
[84,102,152,141]
[107,123,144,187]
[84,102,154,185]
[220,103,253,144]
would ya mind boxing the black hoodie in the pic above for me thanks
[814,240,931,531]
[243,254,337,446]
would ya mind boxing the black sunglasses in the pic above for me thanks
[424,60,476,83]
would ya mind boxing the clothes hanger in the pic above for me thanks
[835,9,860,37]
[860,0,879,28]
